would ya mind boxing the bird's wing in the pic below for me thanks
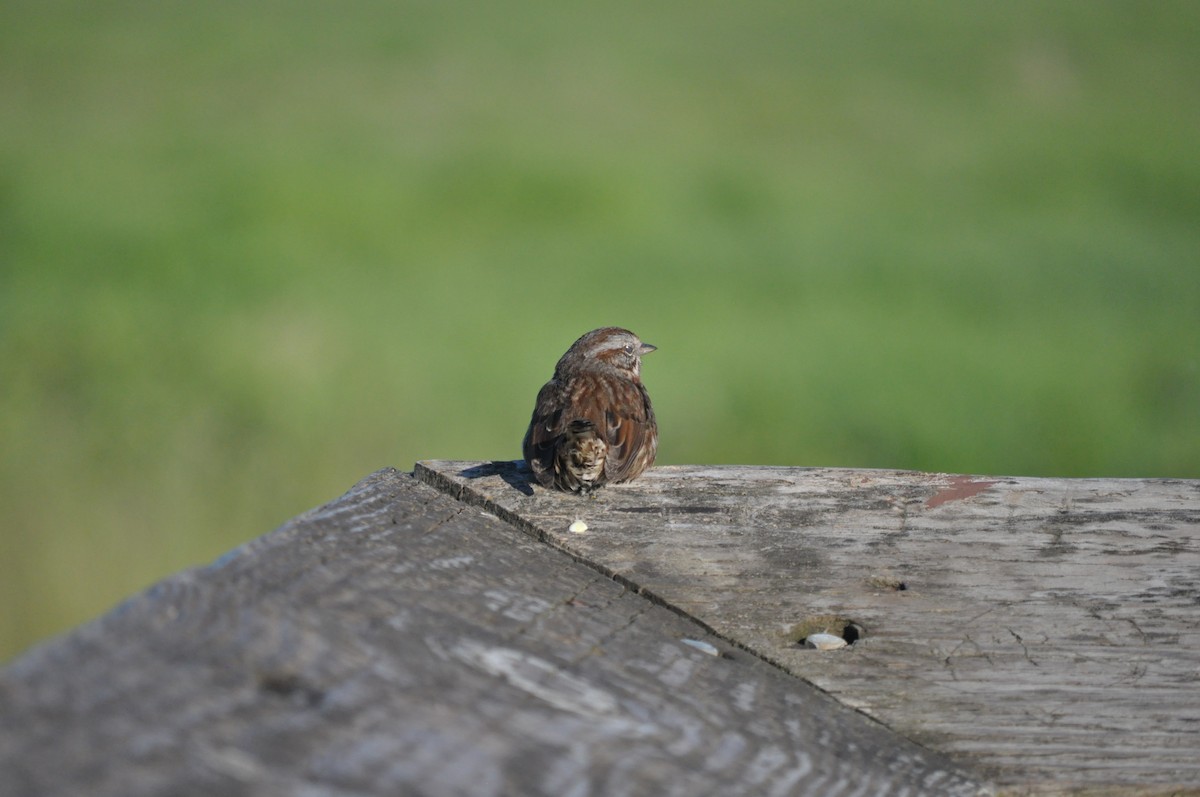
[522,380,565,485]
[601,378,656,483]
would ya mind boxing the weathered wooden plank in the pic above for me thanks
[0,468,987,797]
[416,461,1200,794]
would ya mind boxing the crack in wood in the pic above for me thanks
[568,604,654,668]
[1006,628,1038,667]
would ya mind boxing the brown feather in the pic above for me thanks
[522,328,658,493]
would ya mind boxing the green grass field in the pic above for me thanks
[2,1,1198,660]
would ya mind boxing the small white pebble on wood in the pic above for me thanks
[568,519,588,533]
[804,633,848,651]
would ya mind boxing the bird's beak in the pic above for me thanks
[639,343,657,355]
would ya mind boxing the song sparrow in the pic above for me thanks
[523,327,658,493]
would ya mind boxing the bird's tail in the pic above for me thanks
[557,419,606,493]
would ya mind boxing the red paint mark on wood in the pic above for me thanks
[925,476,998,509]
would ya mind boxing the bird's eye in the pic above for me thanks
[623,344,634,354]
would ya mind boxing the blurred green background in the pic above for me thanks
[2,1,1198,661]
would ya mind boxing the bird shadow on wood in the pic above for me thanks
[458,461,535,496]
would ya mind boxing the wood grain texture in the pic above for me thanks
[0,469,986,797]
[416,461,1200,794]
